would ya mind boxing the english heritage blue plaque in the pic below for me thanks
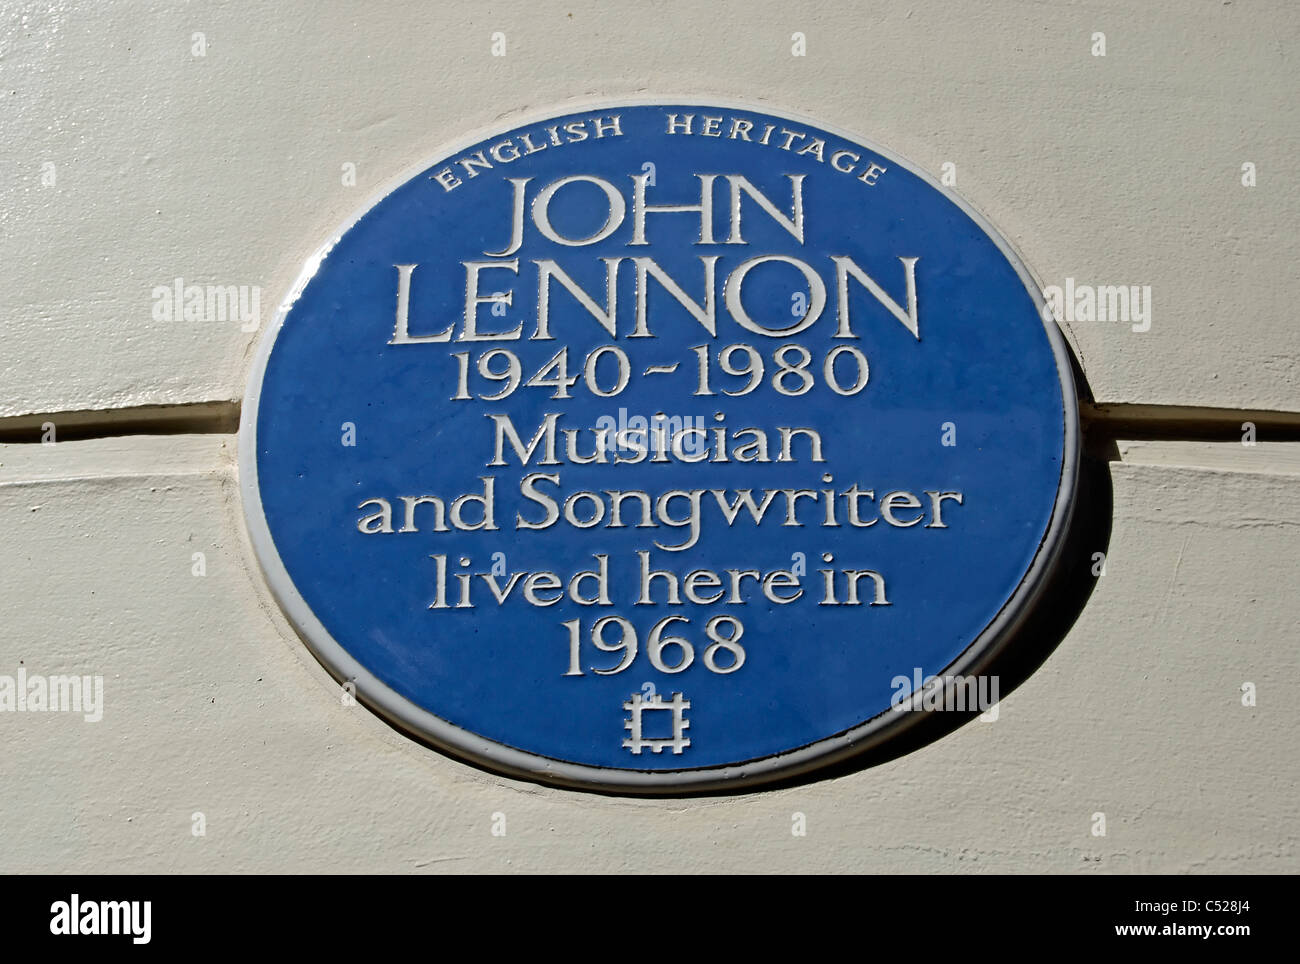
[240,99,1078,791]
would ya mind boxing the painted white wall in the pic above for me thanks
[4,1,1296,416]
[0,439,1294,872]
[1,1,1296,872]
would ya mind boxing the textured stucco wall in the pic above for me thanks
[1,0,1296,873]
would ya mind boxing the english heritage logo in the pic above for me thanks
[240,99,1078,792]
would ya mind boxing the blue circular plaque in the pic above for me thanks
[241,99,1078,792]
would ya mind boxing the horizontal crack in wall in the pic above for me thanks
[1082,402,1300,441]
[1,400,1298,452]
[0,402,239,443]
